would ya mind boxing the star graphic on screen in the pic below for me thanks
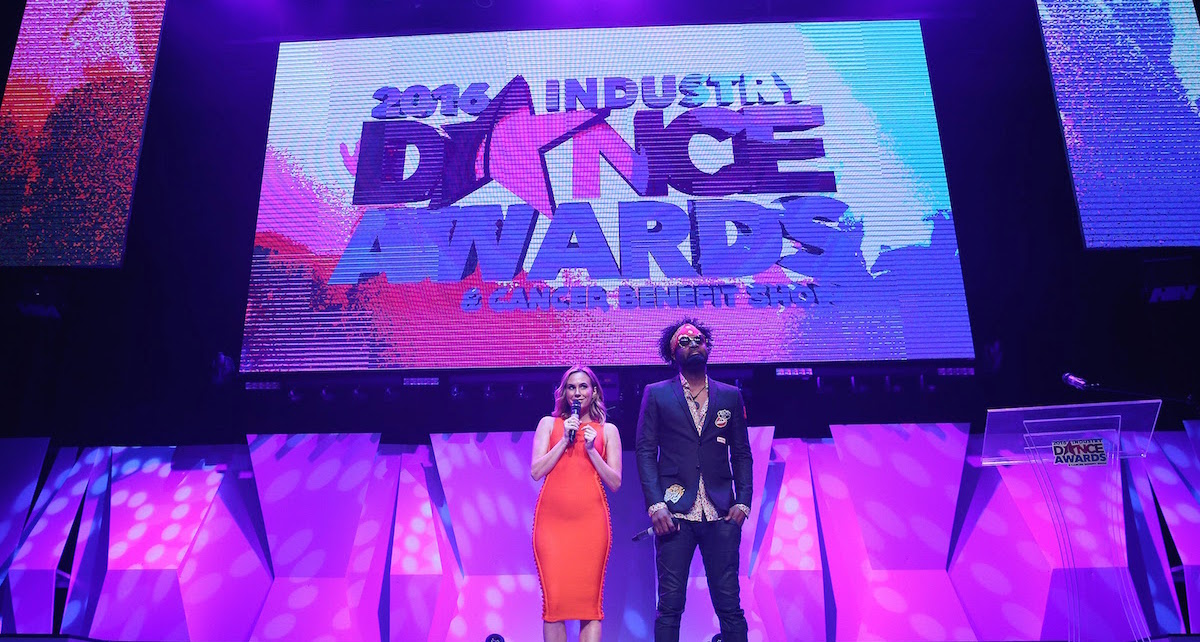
[434,76,609,216]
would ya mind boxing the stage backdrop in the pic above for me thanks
[1038,0,1200,248]
[0,0,166,266]
[241,21,974,371]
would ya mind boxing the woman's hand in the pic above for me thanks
[563,415,581,444]
[583,426,597,450]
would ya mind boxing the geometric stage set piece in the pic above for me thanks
[2,415,1199,640]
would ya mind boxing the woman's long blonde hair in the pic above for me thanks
[551,365,607,424]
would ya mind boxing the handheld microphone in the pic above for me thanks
[568,400,581,441]
[632,526,655,542]
[1062,372,1094,391]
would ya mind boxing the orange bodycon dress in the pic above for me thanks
[532,418,612,622]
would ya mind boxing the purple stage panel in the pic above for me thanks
[0,439,49,581]
[249,434,383,577]
[61,448,113,638]
[387,573,450,642]
[255,578,384,642]
[0,438,51,635]
[23,449,81,525]
[1151,431,1200,528]
[831,423,968,570]
[423,495,469,642]
[948,466,1053,640]
[741,426,776,575]
[832,424,975,640]
[429,431,566,641]
[811,436,976,641]
[91,570,187,641]
[386,446,441,577]
[442,574,543,642]
[603,451,661,642]
[749,572,821,642]
[178,471,273,642]
[1,578,43,634]
[1187,567,1200,635]
[387,445,456,642]
[1146,430,1200,630]
[1186,420,1200,457]
[751,439,824,642]
[88,447,226,641]
[429,432,539,577]
[1124,452,1185,635]
[1147,432,1200,550]
[809,440,868,640]
[6,422,1198,642]
[7,448,108,634]
[347,445,401,642]
[759,441,822,573]
[3,446,78,632]
[846,573,975,642]
[247,433,386,642]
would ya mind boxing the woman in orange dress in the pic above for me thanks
[531,365,623,642]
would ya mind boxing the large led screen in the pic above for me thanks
[1039,0,1200,248]
[242,21,974,371]
[0,0,166,266]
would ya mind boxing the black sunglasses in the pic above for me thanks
[677,335,706,348]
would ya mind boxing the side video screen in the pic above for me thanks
[0,0,167,266]
[1039,0,1200,248]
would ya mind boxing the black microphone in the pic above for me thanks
[1062,372,1094,391]
[568,400,581,441]
[632,526,655,542]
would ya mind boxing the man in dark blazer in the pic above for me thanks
[636,318,753,642]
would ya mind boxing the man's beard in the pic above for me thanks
[683,352,707,367]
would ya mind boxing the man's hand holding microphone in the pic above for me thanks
[651,506,678,536]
